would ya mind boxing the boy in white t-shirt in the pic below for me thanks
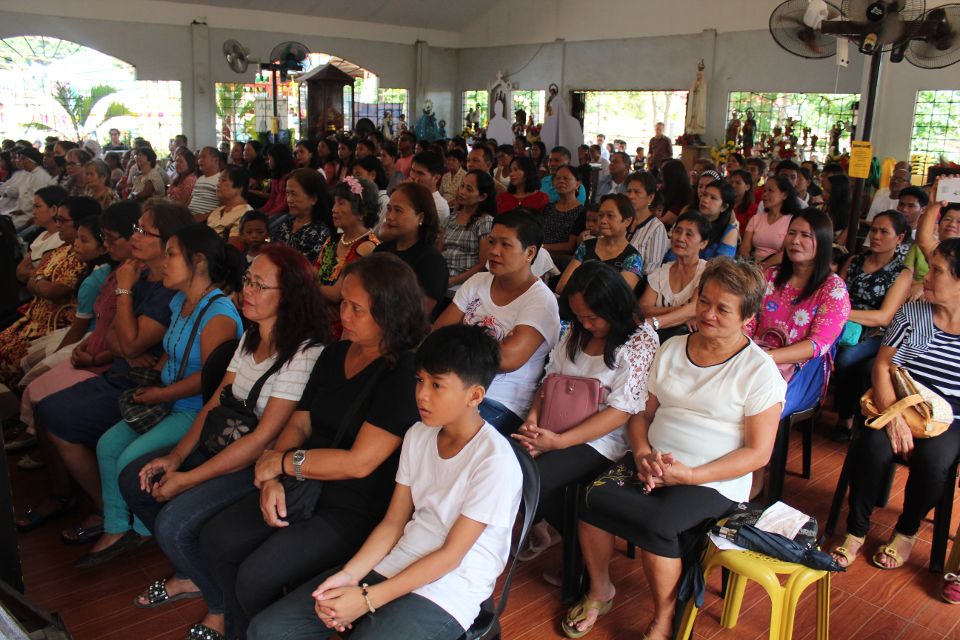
[247,325,523,640]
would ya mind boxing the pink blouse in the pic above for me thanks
[746,212,792,260]
[751,267,850,360]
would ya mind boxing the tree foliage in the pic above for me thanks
[25,81,135,142]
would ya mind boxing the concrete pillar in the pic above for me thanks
[190,21,215,146]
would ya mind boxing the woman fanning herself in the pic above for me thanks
[442,169,497,287]
[751,209,850,414]
[197,254,428,639]
[77,224,244,567]
[496,156,549,214]
[119,245,330,639]
[434,210,560,434]
[555,194,643,295]
[639,212,710,342]
[563,259,786,640]
[832,210,912,441]
[832,239,960,585]
[374,182,448,316]
[739,174,800,266]
[513,262,658,563]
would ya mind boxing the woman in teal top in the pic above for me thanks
[78,224,244,567]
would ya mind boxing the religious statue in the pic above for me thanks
[829,121,844,156]
[438,120,447,139]
[414,99,441,142]
[540,85,584,151]
[486,95,513,145]
[725,110,741,144]
[684,59,707,136]
[379,110,395,141]
[545,83,559,117]
[742,108,756,154]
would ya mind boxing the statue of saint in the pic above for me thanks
[684,59,707,136]
[742,108,756,154]
[725,110,741,144]
[829,121,844,156]
[380,110,395,141]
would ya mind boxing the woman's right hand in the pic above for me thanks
[71,343,94,368]
[260,480,289,528]
[885,415,915,459]
[138,454,181,492]
[114,258,142,290]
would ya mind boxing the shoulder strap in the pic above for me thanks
[329,358,388,450]
[244,355,288,405]
[174,293,227,382]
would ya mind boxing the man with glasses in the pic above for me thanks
[866,163,911,222]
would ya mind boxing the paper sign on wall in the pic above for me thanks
[849,141,872,179]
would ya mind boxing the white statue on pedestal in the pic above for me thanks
[684,59,707,136]
[540,84,583,151]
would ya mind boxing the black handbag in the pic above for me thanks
[280,360,386,524]
[711,502,819,549]
[199,356,285,457]
[118,294,225,435]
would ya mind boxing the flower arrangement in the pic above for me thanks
[527,123,542,143]
[675,133,705,146]
[711,140,738,166]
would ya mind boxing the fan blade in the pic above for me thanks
[906,3,960,68]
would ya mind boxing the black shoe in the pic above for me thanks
[73,530,145,569]
[831,424,852,442]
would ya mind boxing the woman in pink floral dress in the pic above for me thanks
[751,209,850,414]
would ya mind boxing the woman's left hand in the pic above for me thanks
[314,586,367,631]
[655,453,695,486]
[885,415,915,459]
[511,424,565,457]
[150,470,192,502]
[132,386,166,405]
[254,450,284,487]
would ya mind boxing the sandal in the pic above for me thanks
[518,523,561,561]
[15,495,76,532]
[830,533,865,568]
[61,522,104,546]
[872,532,916,570]
[186,623,225,640]
[942,573,960,604]
[561,594,614,638]
[134,577,202,609]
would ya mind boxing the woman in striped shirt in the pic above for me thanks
[833,238,960,577]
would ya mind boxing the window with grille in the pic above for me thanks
[461,89,488,134]
[726,92,859,159]
[215,80,300,144]
[512,90,546,126]
[573,90,688,161]
[910,89,960,182]
[352,77,409,130]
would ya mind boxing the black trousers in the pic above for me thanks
[846,420,960,537]
[534,444,610,530]
[198,490,378,639]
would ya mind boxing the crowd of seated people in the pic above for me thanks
[2,125,960,640]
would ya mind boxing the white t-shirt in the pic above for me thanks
[29,230,65,265]
[454,273,560,416]
[225,334,324,417]
[865,188,900,222]
[374,422,522,631]
[189,173,220,216]
[646,260,707,308]
[543,325,659,460]
[432,190,451,227]
[646,336,786,502]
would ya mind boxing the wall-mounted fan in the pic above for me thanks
[222,39,259,74]
[221,40,311,134]
[268,41,309,81]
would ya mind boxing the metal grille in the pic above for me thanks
[352,77,409,129]
[910,90,960,182]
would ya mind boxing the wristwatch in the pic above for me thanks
[115,287,132,296]
[292,449,307,482]
[649,316,661,331]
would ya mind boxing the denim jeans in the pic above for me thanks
[248,570,464,640]
[833,336,882,419]
[478,397,524,436]
[118,446,256,614]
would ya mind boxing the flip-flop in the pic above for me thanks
[15,495,76,532]
[561,594,614,638]
[134,577,202,609]
[186,622,225,640]
[872,532,916,570]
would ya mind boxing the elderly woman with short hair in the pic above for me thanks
[561,258,786,640]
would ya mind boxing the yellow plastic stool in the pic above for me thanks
[676,540,831,640]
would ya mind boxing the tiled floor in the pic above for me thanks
[11,409,960,639]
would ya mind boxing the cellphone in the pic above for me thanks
[937,177,960,204]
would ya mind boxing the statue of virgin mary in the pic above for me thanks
[684,59,707,136]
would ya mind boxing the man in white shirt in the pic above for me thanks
[407,151,450,226]
[4,146,54,231]
[593,151,630,202]
[589,145,610,176]
[866,167,910,222]
[0,153,28,216]
[596,134,610,160]
[189,147,225,220]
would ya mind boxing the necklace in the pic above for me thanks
[340,230,367,246]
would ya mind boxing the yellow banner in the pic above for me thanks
[849,141,872,179]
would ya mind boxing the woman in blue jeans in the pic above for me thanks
[118,244,331,640]
[832,210,912,441]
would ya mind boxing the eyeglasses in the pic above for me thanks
[132,223,161,238]
[241,274,281,293]
[53,213,72,225]
[102,231,123,245]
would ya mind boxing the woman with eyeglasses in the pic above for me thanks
[84,160,120,212]
[16,201,191,537]
[64,149,92,197]
[0,196,100,390]
[117,243,331,640]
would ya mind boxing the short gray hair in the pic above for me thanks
[698,257,765,320]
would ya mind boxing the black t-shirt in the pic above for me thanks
[374,240,448,307]
[296,341,419,518]
[109,271,176,378]
[580,238,640,272]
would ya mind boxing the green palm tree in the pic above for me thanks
[26,81,135,142]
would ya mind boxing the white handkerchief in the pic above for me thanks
[755,501,811,540]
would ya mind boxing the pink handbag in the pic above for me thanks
[538,374,608,433]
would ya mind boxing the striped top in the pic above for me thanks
[885,301,960,416]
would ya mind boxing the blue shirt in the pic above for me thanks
[663,222,737,262]
[75,264,111,332]
[541,175,586,205]
[161,289,243,412]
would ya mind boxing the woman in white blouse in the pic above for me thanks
[562,258,786,640]
[118,244,332,640]
[639,211,710,341]
[513,262,658,562]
